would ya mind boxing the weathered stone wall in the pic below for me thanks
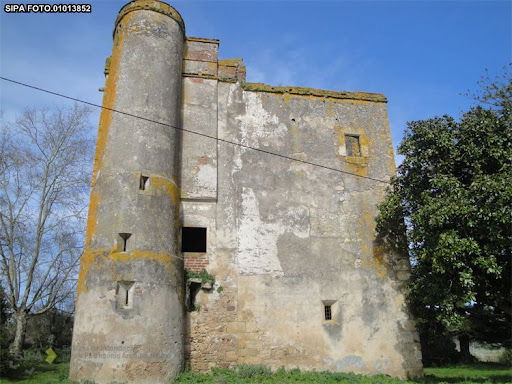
[181,42,423,378]
[70,2,185,383]
[181,37,219,200]
[73,1,423,381]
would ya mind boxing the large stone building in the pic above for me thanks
[70,1,423,383]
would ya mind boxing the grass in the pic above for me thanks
[0,362,510,383]
[0,361,70,384]
[423,364,512,383]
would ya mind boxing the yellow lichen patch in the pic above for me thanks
[206,61,218,75]
[77,248,180,296]
[184,73,218,81]
[358,134,370,157]
[325,100,335,117]
[104,56,111,77]
[115,0,185,37]
[334,126,370,158]
[187,36,219,44]
[84,191,100,248]
[345,163,369,177]
[76,248,110,295]
[91,12,130,185]
[282,93,292,104]
[110,250,173,265]
[333,126,370,176]
[218,58,246,82]
[219,58,244,67]
[112,250,183,294]
[149,174,180,206]
[370,243,390,279]
[242,82,387,103]
[357,203,389,279]
[272,92,383,106]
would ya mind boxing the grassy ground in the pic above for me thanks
[423,364,512,383]
[0,362,510,383]
[0,361,70,384]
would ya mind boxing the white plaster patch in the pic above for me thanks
[237,187,284,276]
[232,147,244,176]
[195,164,217,196]
[235,92,285,148]
[236,188,309,276]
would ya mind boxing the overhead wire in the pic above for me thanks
[0,76,391,184]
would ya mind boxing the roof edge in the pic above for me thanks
[242,82,387,103]
[115,0,185,38]
[187,36,220,44]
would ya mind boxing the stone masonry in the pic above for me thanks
[70,1,424,383]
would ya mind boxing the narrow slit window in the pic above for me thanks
[118,233,131,252]
[324,305,332,320]
[116,281,134,310]
[181,227,207,253]
[345,134,361,157]
[139,175,149,190]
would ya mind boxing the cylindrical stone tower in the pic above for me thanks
[70,1,185,383]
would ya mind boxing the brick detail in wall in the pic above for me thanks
[184,255,209,271]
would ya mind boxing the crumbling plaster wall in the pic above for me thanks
[180,40,422,378]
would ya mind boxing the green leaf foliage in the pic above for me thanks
[377,67,512,352]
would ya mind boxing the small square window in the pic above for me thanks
[322,300,337,322]
[345,134,361,157]
[324,305,332,321]
[139,175,149,190]
[182,227,207,253]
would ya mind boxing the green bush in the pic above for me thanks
[185,269,215,285]
[0,347,13,376]
[236,364,272,378]
[499,348,512,365]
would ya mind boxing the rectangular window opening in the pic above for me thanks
[118,233,132,252]
[324,305,332,321]
[182,227,207,253]
[139,175,149,190]
[345,134,361,157]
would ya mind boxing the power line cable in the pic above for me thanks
[0,76,391,184]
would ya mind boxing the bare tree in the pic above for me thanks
[0,104,93,355]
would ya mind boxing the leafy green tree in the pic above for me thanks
[377,67,512,362]
[25,308,73,349]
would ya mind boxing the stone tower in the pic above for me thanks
[69,1,185,383]
[71,0,424,382]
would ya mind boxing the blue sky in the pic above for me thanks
[1,0,510,162]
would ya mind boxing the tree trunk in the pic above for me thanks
[10,310,28,357]
[459,334,473,363]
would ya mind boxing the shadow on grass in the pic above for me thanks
[420,375,512,383]
[419,363,512,384]
[3,360,65,382]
